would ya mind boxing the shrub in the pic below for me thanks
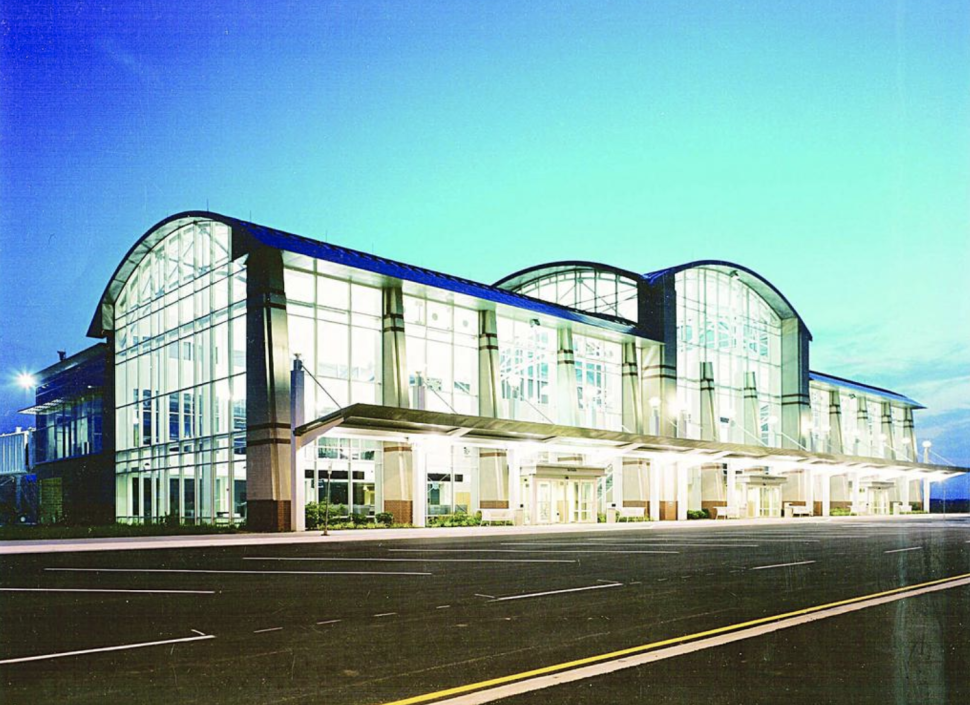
[376,512,393,526]
[687,509,711,520]
[830,507,853,516]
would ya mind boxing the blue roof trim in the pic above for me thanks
[91,211,642,339]
[231,218,641,336]
[809,371,924,409]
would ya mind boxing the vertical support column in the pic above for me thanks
[382,442,413,525]
[621,458,648,511]
[478,310,501,418]
[620,342,642,434]
[821,472,831,517]
[382,286,410,408]
[699,362,718,442]
[922,477,931,513]
[899,474,911,510]
[507,448,522,519]
[742,372,760,446]
[479,449,509,509]
[726,463,738,511]
[676,463,689,521]
[828,390,843,455]
[804,467,815,515]
[648,460,661,521]
[902,407,917,462]
[780,318,810,450]
[880,402,896,460]
[411,442,427,528]
[290,358,306,532]
[641,342,677,437]
[856,397,870,457]
[556,327,578,427]
[246,246,293,532]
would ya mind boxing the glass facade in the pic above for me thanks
[114,220,246,523]
[675,267,782,445]
[512,267,638,321]
[498,317,557,423]
[308,437,380,516]
[285,260,383,418]
[404,295,478,414]
[34,396,103,463]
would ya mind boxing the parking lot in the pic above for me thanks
[2,516,969,704]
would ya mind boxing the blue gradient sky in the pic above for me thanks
[2,1,968,497]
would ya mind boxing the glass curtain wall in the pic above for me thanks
[35,396,103,463]
[513,268,638,320]
[498,317,557,424]
[404,295,478,415]
[284,261,383,419]
[310,438,380,517]
[573,334,622,431]
[426,445,476,519]
[675,268,782,445]
[114,220,246,524]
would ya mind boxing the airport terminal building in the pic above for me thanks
[63,211,963,531]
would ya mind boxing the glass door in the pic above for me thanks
[537,480,552,524]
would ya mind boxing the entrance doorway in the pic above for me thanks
[535,479,595,524]
[745,485,782,518]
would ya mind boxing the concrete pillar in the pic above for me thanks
[648,460,661,521]
[556,327,578,427]
[726,464,738,509]
[245,246,293,532]
[382,286,409,408]
[479,449,509,510]
[820,472,831,516]
[902,408,917,462]
[899,475,911,509]
[699,361,718,442]
[620,342,642,434]
[780,318,810,450]
[641,342,677,437]
[828,390,843,455]
[676,464,689,521]
[610,459,623,509]
[880,402,895,460]
[923,478,931,512]
[411,443,427,527]
[621,458,648,510]
[382,442,413,525]
[478,310,501,418]
[507,448,522,516]
[856,397,870,457]
[804,467,815,515]
[290,358,307,532]
[742,371,760,446]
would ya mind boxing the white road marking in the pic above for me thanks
[436,605,451,609]
[504,542,760,548]
[191,629,205,636]
[45,567,431,577]
[474,593,495,599]
[490,582,623,602]
[253,627,282,634]
[885,547,923,554]
[389,549,678,555]
[0,633,214,665]
[316,619,341,626]
[243,556,575,564]
[424,576,970,704]
[0,587,214,595]
[749,560,816,571]
[374,612,397,618]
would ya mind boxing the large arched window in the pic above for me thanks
[675,267,782,445]
[112,219,247,524]
[503,265,639,321]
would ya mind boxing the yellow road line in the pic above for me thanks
[381,571,970,705]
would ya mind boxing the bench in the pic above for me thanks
[893,503,913,515]
[618,507,645,520]
[481,508,514,525]
[713,505,739,520]
[785,503,812,517]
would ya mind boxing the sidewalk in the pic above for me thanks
[1,513,964,555]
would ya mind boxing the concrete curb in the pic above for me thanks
[1,513,966,555]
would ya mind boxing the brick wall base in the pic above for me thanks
[384,500,413,525]
[248,500,292,532]
[480,500,510,510]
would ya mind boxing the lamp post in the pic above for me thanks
[322,464,332,537]
[648,396,660,435]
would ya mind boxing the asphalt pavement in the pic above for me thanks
[1,517,968,704]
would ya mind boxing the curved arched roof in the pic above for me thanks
[494,260,642,291]
[643,260,811,339]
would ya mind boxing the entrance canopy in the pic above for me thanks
[295,404,963,479]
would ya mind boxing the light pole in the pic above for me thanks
[648,396,660,435]
[322,464,333,537]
